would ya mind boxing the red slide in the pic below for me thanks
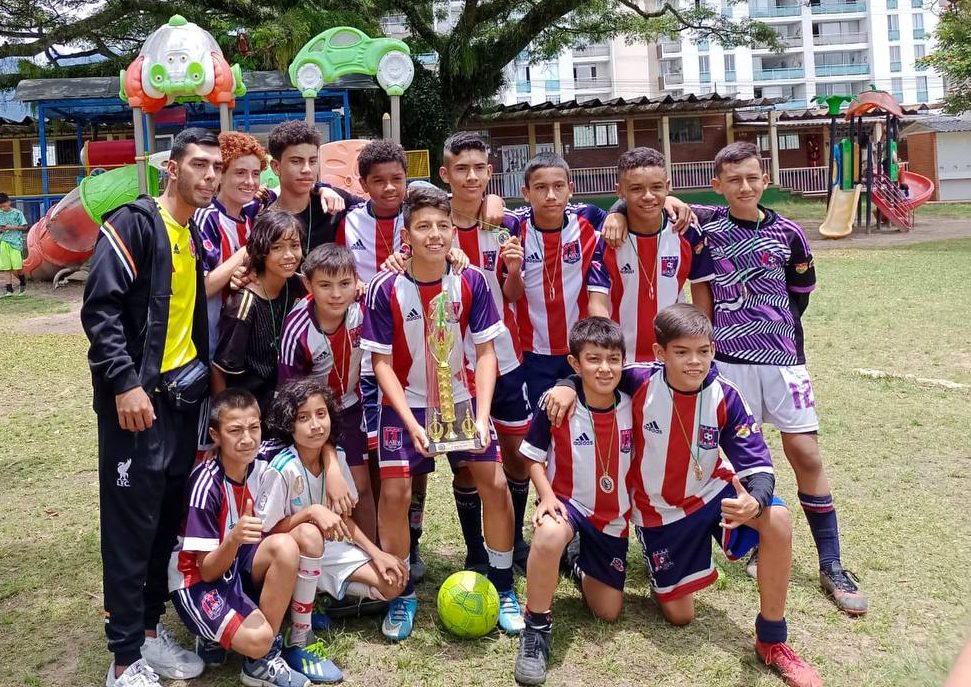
[898,170,934,210]
[871,171,935,232]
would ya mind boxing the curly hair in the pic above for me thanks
[266,378,342,446]
[267,120,321,160]
[247,209,305,274]
[219,131,268,171]
[357,138,407,180]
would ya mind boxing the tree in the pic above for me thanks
[919,0,971,114]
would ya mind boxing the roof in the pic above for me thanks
[735,103,933,128]
[15,70,378,102]
[900,116,971,137]
[466,93,785,124]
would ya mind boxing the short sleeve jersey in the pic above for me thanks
[618,363,774,527]
[156,200,198,372]
[507,203,605,356]
[168,456,265,591]
[587,219,716,363]
[361,266,502,409]
[277,296,365,409]
[336,201,404,284]
[698,206,816,366]
[0,207,28,249]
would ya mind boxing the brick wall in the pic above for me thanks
[903,132,939,201]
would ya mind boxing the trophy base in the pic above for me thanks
[426,436,481,455]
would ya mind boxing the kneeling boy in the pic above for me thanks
[515,317,635,686]
[168,389,311,687]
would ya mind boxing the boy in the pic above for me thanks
[168,388,311,687]
[259,379,408,683]
[277,244,376,542]
[0,192,28,296]
[362,185,523,641]
[514,318,635,686]
[586,147,716,362]
[543,304,823,687]
[439,132,532,573]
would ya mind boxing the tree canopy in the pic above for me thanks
[919,0,970,114]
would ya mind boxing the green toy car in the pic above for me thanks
[289,26,415,97]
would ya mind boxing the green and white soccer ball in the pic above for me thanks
[436,570,500,638]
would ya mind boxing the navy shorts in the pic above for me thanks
[360,374,380,452]
[377,403,498,479]
[491,365,532,435]
[338,402,368,467]
[522,352,574,410]
[635,483,785,603]
[561,498,629,591]
[170,546,259,649]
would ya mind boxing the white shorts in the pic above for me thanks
[715,361,820,433]
[317,540,371,599]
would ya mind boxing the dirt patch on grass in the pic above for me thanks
[808,217,971,250]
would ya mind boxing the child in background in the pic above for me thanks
[0,192,28,297]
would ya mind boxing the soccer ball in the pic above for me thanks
[436,570,500,638]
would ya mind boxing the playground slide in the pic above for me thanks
[819,185,863,239]
[871,170,935,232]
[898,170,934,209]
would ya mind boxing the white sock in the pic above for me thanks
[291,554,322,646]
[345,581,387,600]
[485,545,514,569]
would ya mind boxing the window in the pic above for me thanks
[698,39,710,52]
[891,77,903,100]
[915,43,927,70]
[890,46,901,72]
[699,55,711,82]
[700,86,714,94]
[818,82,854,95]
[888,14,899,40]
[669,118,703,143]
[724,54,736,73]
[31,143,57,166]
[758,133,800,150]
[913,12,924,37]
[916,75,928,101]
[722,85,740,96]
[887,0,897,7]
[911,0,922,7]
[573,122,619,148]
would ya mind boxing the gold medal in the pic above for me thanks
[599,474,615,494]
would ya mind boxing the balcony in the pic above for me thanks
[544,79,560,92]
[810,1,867,13]
[573,44,610,59]
[887,0,897,6]
[913,28,925,38]
[815,62,869,76]
[574,77,613,91]
[891,60,901,72]
[911,0,923,6]
[663,72,684,86]
[750,3,803,17]
[916,60,927,71]
[516,80,531,93]
[756,34,804,49]
[700,71,712,83]
[754,66,806,80]
[777,98,809,109]
[661,40,682,54]
[917,90,929,101]
[813,31,868,45]
[725,69,737,81]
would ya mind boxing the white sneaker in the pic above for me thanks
[106,659,161,687]
[140,623,205,679]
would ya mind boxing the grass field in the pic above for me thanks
[1,239,970,687]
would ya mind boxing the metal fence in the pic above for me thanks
[779,166,828,194]
[0,165,90,196]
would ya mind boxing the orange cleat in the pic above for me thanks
[756,640,823,687]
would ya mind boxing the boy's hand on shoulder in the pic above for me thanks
[543,386,577,427]
[499,235,523,274]
[533,495,568,527]
[664,196,698,234]
[720,476,760,529]
[231,499,264,546]
[603,212,628,248]
[325,471,355,518]
[229,264,253,290]
[372,549,408,587]
[481,194,506,228]
[255,185,270,203]
[446,246,469,273]
[309,503,352,541]
[380,252,407,274]
[319,186,346,214]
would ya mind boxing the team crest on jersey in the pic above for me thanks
[482,250,497,270]
[116,458,132,487]
[201,590,225,620]
[562,240,581,264]
[188,237,197,258]
[651,549,674,572]
[794,260,811,274]
[620,263,634,275]
[202,238,215,252]
[573,432,593,447]
[699,425,718,450]
[735,423,751,439]
[610,557,626,573]
[349,324,363,347]
[761,252,781,268]
[620,429,633,453]
[294,475,305,495]
[383,426,403,451]
[661,255,679,277]
[258,492,268,512]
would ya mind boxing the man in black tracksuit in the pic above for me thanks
[81,128,223,686]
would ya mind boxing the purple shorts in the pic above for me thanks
[560,498,629,591]
[338,402,368,467]
[377,403,498,479]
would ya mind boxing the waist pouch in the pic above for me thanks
[159,359,210,411]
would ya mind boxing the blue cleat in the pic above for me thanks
[194,636,227,666]
[497,590,525,635]
[281,634,343,684]
[381,596,418,642]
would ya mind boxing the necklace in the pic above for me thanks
[666,383,705,480]
[299,458,324,506]
[257,277,289,352]
[529,216,564,302]
[451,208,511,245]
[625,214,667,301]
[327,316,349,399]
[582,394,618,494]
[735,209,763,303]
[222,474,245,531]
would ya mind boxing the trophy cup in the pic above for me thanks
[425,291,480,454]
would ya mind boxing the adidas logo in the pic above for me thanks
[573,432,593,447]
[525,252,542,264]
[405,308,421,322]
[350,239,366,250]
[620,263,634,274]
[643,420,662,434]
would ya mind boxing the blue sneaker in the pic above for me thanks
[497,590,525,635]
[241,637,310,687]
[381,596,418,642]
[194,636,227,666]
[281,635,343,684]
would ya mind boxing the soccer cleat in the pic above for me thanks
[381,596,418,642]
[281,633,343,684]
[0,288,12,298]
[513,540,531,576]
[106,660,161,687]
[497,590,525,635]
[514,626,551,685]
[195,636,228,666]
[410,544,427,583]
[756,640,823,687]
[746,548,760,580]
[16,283,26,296]
[242,637,311,687]
[819,561,868,616]
[140,623,205,679]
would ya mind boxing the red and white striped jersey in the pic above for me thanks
[454,213,522,375]
[619,363,774,527]
[507,204,606,355]
[588,224,716,363]
[520,390,635,538]
[335,201,403,284]
[361,266,502,409]
[168,456,265,591]
[277,296,365,409]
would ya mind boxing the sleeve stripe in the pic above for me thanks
[99,225,135,282]
[736,466,774,478]
[103,221,138,279]
[236,290,254,320]
[519,442,548,462]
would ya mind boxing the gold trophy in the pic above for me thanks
[425,291,480,454]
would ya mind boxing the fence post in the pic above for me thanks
[553,121,563,155]
[768,110,781,186]
[661,116,672,179]
[626,117,635,150]
[11,138,23,196]
[527,123,537,157]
